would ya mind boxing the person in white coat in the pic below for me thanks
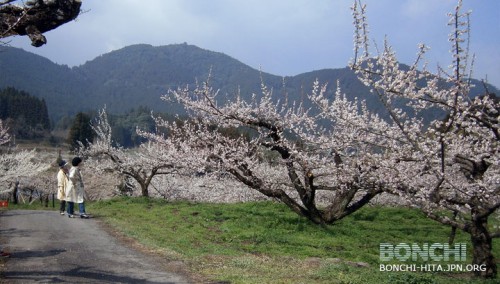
[66,157,89,218]
[56,160,69,215]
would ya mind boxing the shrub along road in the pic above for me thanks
[0,210,192,283]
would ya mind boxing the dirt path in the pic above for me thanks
[0,210,194,283]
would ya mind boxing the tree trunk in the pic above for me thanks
[448,211,458,245]
[470,217,497,278]
[127,173,149,197]
[139,182,149,197]
[12,180,19,204]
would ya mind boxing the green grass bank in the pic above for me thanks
[77,197,500,284]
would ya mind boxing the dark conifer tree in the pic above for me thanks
[0,87,51,138]
[40,99,50,130]
[67,112,93,151]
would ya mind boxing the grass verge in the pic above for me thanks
[76,197,500,284]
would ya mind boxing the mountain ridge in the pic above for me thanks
[0,43,497,124]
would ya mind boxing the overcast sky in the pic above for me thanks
[8,0,500,88]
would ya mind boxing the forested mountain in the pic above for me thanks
[0,44,280,122]
[0,87,50,138]
[0,44,497,125]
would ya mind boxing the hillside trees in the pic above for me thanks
[0,87,50,138]
[108,107,157,148]
[67,112,93,151]
[0,0,82,47]
[347,0,498,278]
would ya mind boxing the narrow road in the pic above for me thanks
[0,210,192,283]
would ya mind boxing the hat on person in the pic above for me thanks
[58,160,67,168]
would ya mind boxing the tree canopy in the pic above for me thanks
[0,87,50,138]
[67,112,93,151]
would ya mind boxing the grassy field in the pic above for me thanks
[4,198,500,283]
[87,198,499,284]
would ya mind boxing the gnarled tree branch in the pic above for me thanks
[0,0,82,47]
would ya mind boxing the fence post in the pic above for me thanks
[13,180,19,205]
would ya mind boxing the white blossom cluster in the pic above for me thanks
[136,72,386,225]
[0,119,9,146]
[79,107,200,197]
[148,175,271,203]
[0,119,47,195]
[0,149,44,185]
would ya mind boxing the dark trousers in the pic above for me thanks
[59,200,66,212]
[67,202,74,214]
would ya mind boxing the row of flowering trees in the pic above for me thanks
[0,120,46,201]
[80,1,498,278]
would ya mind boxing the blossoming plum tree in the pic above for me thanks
[79,108,198,197]
[149,67,389,226]
[349,0,498,278]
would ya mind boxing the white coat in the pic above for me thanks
[66,166,85,203]
[56,169,68,200]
